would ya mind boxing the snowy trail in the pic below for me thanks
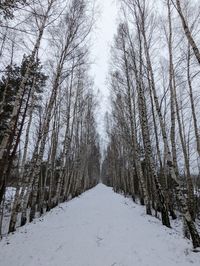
[0,184,200,266]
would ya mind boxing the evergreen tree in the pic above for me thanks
[0,54,47,144]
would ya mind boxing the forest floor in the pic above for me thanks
[0,184,200,266]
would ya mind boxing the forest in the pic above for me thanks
[101,0,200,249]
[0,0,100,236]
[0,0,200,257]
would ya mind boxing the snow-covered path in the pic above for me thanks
[0,184,200,266]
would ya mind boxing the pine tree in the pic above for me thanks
[0,55,47,205]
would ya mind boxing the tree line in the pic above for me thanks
[102,0,200,249]
[0,0,100,236]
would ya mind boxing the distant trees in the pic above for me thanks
[102,0,200,249]
[0,0,100,236]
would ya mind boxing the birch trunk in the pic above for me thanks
[167,0,179,177]
[187,45,200,157]
[8,78,37,232]
[122,34,151,214]
[175,0,200,65]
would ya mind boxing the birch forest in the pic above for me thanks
[101,0,200,249]
[0,0,200,256]
[0,0,100,236]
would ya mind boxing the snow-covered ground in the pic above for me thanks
[0,184,200,266]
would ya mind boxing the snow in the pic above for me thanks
[0,184,200,266]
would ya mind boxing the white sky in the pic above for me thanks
[90,0,118,143]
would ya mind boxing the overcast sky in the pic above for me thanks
[90,0,118,143]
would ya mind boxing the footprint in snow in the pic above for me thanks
[96,236,103,247]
